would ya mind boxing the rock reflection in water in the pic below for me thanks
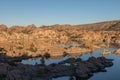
[53,76,89,80]
[21,48,116,65]
[21,48,116,80]
[52,56,113,80]
[0,48,115,80]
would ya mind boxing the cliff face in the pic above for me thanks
[0,20,120,57]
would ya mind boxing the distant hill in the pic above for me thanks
[41,20,120,31]
[74,20,120,31]
[0,20,120,32]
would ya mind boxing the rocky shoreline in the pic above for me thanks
[0,56,113,80]
[0,20,119,80]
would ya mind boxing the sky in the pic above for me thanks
[0,0,120,27]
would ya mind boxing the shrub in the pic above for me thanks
[29,47,37,52]
[69,59,75,70]
[43,53,51,59]
[37,67,45,77]
[63,51,69,57]
[40,56,45,65]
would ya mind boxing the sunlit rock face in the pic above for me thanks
[0,24,8,31]
[115,49,120,56]
[0,20,120,57]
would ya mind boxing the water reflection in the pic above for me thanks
[21,48,118,80]
[57,43,81,48]
[21,48,116,65]
[53,76,89,80]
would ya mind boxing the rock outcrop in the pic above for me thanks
[0,56,113,80]
[115,49,120,56]
[0,20,120,57]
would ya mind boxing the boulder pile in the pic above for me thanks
[0,56,113,80]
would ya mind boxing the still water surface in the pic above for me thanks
[21,48,120,80]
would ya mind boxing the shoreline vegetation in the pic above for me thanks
[0,20,120,80]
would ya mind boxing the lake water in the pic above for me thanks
[21,48,120,80]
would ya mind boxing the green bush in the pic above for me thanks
[37,67,45,77]
[40,56,45,65]
[69,59,75,70]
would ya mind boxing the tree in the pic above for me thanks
[40,56,45,66]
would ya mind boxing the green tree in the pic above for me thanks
[40,56,45,66]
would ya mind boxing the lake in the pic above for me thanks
[21,48,120,80]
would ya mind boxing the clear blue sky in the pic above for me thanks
[0,0,120,27]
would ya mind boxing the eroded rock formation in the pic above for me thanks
[0,20,120,57]
[0,56,113,80]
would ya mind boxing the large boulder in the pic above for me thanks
[7,69,22,80]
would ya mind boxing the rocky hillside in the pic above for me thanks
[1,20,120,32]
[45,20,120,31]
[74,20,120,31]
[0,20,120,57]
